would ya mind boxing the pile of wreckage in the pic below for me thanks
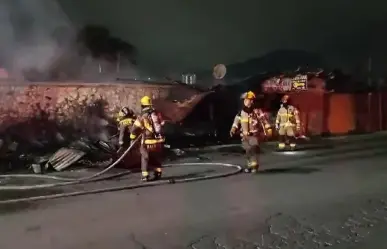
[0,126,118,174]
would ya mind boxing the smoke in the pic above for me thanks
[0,0,76,79]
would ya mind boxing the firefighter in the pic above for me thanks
[130,96,165,182]
[117,107,136,148]
[275,95,301,150]
[236,91,272,173]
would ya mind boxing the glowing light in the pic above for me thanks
[272,150,307,156]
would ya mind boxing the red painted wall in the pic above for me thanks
[290,91,387,135]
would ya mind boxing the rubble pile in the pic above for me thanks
[0,127,118,174]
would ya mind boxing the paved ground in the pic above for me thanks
[1,134,387,248]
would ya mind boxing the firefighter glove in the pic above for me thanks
[230,127,236,137]
[275,123,280,130]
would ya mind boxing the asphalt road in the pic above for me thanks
[1,134,387,248]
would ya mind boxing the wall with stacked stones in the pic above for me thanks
[0,81,200,141]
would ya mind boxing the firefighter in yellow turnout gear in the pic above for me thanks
[231,91,272,173]
[130,96,165,182]
[117,107,136,148]
[275,95,301,150]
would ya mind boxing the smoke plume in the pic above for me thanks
[0,0,75,79]
[0,0,139,81]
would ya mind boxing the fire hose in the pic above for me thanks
[0,135,143,190]
[0,134,243,204]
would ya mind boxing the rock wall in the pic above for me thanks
[0,81,202,140]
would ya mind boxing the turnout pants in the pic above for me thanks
[242,135,260,170]
[140,143,163,178]
[278,125,296,149]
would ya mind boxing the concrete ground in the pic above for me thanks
[0,133,387,248]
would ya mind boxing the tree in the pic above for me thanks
[76,25,137,64]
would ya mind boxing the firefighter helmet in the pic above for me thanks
[241,91,256,100]
[140,96,152,106]
[281,94,290,103]
[119,107,130,117]
[117,107,134,120]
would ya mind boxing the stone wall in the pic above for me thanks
[0,81,202,140]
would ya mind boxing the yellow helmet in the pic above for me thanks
[140,96,152,106]
[241,91,256,100]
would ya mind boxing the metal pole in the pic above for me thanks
[209,103,216,137]
[378,92,382,131]
[367,56,372,88]
[116,52,121,73]
[367,93,372,132]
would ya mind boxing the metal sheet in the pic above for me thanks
[47,148,86,171]
[153,91,213,123]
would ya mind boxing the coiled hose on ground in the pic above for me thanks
[0,134,242,204]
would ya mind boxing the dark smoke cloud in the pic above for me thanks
[0,0,139,81]
[0,0,74,79]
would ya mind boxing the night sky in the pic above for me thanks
[2,0,387,77]
[57,0,387,75]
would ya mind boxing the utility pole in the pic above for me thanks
[116,52,121,73]
[98,63,102,74]
[367,56,372,87]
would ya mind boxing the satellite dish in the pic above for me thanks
[213,64,227,79]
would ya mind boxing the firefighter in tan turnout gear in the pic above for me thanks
[230,91,272,173]
[130,96,165,182]
[275,95,301,150]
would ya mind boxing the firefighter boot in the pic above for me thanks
[244,160,251,173]
[278,143,286,150]
[141,171,150,182]
[244,160,258,173]
[244,167,251,173]
[249,161,259,174]
[277,133,286,150]
[243,159,251,173]
[289,136,296,150]
[153,168,162,181]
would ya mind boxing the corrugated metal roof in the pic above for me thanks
[153,91,213,123]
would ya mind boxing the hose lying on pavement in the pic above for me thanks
[0,135,143,190]
[0,162,242,204]
[0,133,243,203]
